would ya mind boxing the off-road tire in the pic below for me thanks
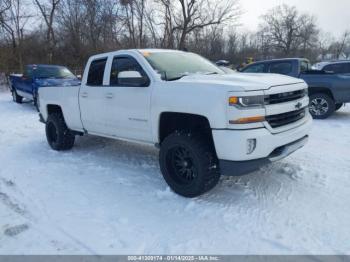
[309,93,335,119]
[46,113,75,151]
[159,132,220,198]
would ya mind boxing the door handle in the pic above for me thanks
[81,92,88,98]
[105,93,114,99]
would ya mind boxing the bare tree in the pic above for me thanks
[331,30,350,59]
[33,0,60,63]
[120,0,149,48]
[0,0,31,70]
[172,0,240,50]
[259,4,318,56]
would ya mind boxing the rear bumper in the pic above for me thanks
[219,135,308,176]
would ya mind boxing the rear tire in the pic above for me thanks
[309,93,335,119]
[46,113,75,151]
[11,88,23,104]
[159,132,220,198]
[335,103,344,112]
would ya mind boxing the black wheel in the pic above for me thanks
[11,88,23,104]
[33,90,39,112]
[335,103,344,112]
[46,113,75,151]
[159,132,220,198]
[309,93,335,119]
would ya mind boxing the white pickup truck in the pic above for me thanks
[38,49,312,197]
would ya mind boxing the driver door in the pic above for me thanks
[103,56,152,142]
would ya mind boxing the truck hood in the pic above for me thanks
[178,73,304,91]
[34,78,81,87]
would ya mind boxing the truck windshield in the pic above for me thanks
[34,66,76,79]
[143,52,225,81]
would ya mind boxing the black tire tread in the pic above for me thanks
[12,88,23,104]
[159,131,220,198]
[46,113,75,151]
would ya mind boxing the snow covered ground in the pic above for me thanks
[0,89,350,255]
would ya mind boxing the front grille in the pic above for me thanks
[265,90,307,105]
[266,108,307,128]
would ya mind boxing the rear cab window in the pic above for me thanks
[24,66,33,78]
[87,58,107,86]
[269,62,293,75]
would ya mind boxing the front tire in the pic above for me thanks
[11,88,23,104]
[309,93,335,119]
[46,113,75,151]
[159,132,220,198]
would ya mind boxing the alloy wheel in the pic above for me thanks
[310,98,329,116]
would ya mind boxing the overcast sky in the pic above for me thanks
[239,0,350,37]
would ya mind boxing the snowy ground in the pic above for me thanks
[0,90,350,255]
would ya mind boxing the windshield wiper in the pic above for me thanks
[205,72,219,75]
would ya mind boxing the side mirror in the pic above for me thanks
[118,71,148,87]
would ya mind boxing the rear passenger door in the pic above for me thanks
[323,63,350,101]
[79,57,110,134]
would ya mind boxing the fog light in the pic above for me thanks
[247,139,256,155]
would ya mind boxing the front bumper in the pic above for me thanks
[212,114,312,176]
[219,136,308,176]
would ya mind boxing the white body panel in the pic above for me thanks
[39,49,312,163]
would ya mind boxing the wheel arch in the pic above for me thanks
[308,87,335,101]
[158,112,213,144]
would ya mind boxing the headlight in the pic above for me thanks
[229,96,265,108]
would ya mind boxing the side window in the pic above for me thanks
[242,64,265,73]
[324,63,348,74]
[300,61,310,72]
[346,63,350,74]
[269,62,293,75]
[87,58,107,86]
[110,56,149,87]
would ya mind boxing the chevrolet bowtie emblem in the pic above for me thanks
[295,102,302,109]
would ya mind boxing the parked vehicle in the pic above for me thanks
[240,58,350,119]
[313,60,350,74]
[216,60,230,67]
[9,64,80,110]
[38,49,312,197]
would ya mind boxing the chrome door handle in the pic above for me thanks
[81,92,88,98]
[105,93,114,99]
